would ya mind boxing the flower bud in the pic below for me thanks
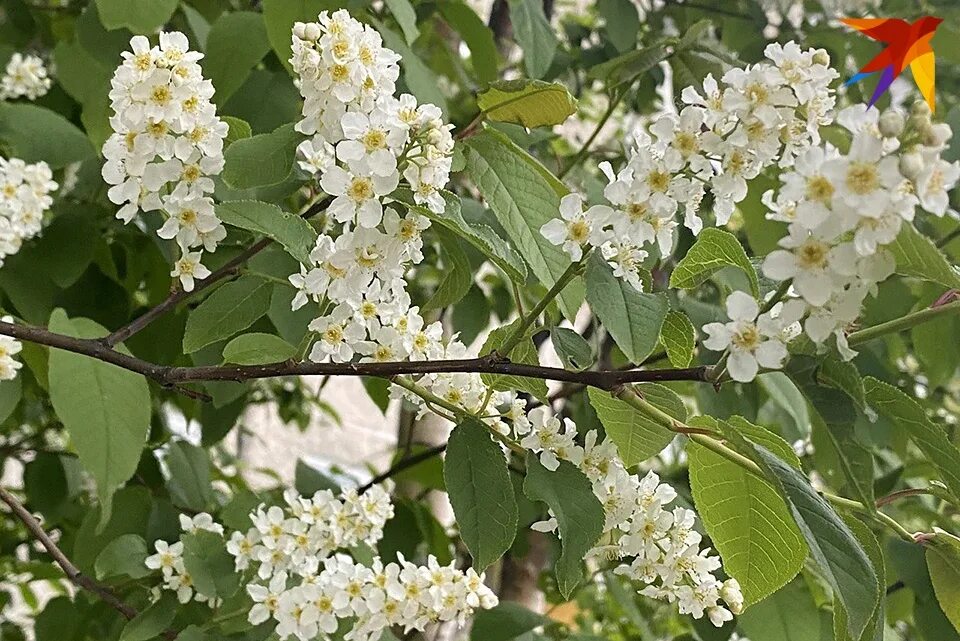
[812,49,830,66]
[721,578,744,614]
[912,100,932,117]
[878,110,905,138]
[304,23,321,41]
[899,150,925,179]
[293,22,307,39]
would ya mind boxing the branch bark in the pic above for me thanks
[0,487,177,640]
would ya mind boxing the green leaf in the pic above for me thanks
[477,80,577,129]
[659,310,696,367]
[0,103,96,169]
[444,419,518,570]
[376,24,448,114]
[470,601,546,641]
[439,2,498,84]
[888,223,960,289]
[585,255,668,364]
[95,0,178,34]
[423,228,473,312]
[506,0,557,78]
[753,447,879,639]
[817,357,865,411]
[216,200,316,265]
[523,453,604,598]
[588,42,671,84]
[551,327,594,371]
[222,332,296,365]
[688,416,806,607]
[180,530,240,600]
[597,0,640,52]
[48,309,150,526]
[463,129,583,321]
[261,0,335,74]
[120,593,177,641]
[480,320,548,402]
[738,579,821,641]
[397,189,526,284]
[0,376,22,425]
[203,11,272,105]
[183,275,274,353]
[165,441,214,512]
[834,515,886,641]
[758,372,810,437]
[587,385,680,466]
[670,228,759,296]
[222,123,301,190]
[94,534,150,580]
[927,530,960,634]
[864,377,960,502]
[384,0,419,45]
[222,116,252,147]
[294,459,340,495]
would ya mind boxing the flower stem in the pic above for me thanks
[497,253,588,356]
[847,300,960,347]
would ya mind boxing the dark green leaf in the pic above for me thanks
[470,601,546,641]
[216,200,316,265]
[551,327,594,371]
[165,441,214,512]
[0,103,96,169]
[670,228,760,297]
[507,0,557,78]
[887,223,960,289]
[222,123,301,190]
[181,530,240,600]
[439,2,498,84]
[94,534,150,580]
[203,11,272,104]
[183,275,273,353]
[119,593,177,641]
[222,332,296,365]
[480,320,548,402]
[95,0,178,34]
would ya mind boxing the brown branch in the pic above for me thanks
[357,444,447,494]
[103,197,331,348]
[0,487,177,640]
[0,321,712,394]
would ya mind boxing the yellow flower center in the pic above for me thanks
[347,177,374,202]
[805,175,834,203]
[797,239,829,269]
[150,85,172,105]
[362,129,387,152]
[731,324,760,350]
[845,162,879,195]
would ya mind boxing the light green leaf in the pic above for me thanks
[927,529,960,634]
[817,357,865,411]
[480,320,548,403]
[738,579,821,641]
[203,11,272,105]
[551,327,594,371]
[753,447,879,640]
[477,80,577,129]
[0,103,96,169]
[95,534,150,580]
[834,514,886,641]
[470,602,546,641]
[585,255,668,364]
[95,0,178,34]
[216,200,316,265]
[587,385,680,466]
[888,223,960,289]
[759,372,810,436]
[48,310,150,526]
[0,377,21,425]
[864,377,960,501]
[223,333,296,365]
[688,416,806,607]
[423,228,473,312]
[463,129,583,321]
[183,275,274,353]
[507,0,557,79]
[180,530,240,600]
[262,0,335,74]
[396,189,526,284]
[165,441,215,512]
[588,42,670,84]
[222,116,252,147]
[444,419,518,570]
[439,2,498,84]
[384,0,419,45]
[523,454,604,598]
[659,310,696,367]
[120,593,177,641]
[670,228,759,297]
[222,123,301,190]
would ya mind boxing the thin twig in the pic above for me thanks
[357,444,447,494]
[0,487,177,640]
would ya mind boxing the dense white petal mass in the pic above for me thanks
[102,32,228,291]
[0,53,52,101]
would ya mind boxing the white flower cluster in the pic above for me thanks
[0,157,57,265]
[0,53,52,101]
[751,103,958,368]
[541,42,837,289]
[0,334,22,381]
[514,406,743,626]
[101,32,228,291]
[287,10,467,378]
[226,486,497,641]
[145,513,225,605]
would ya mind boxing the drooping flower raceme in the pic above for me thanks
[758,103,959,361]
[143,484,497,641]
[101,32,228,291]
[541,42,838,290]
[513,406,744,627]
[0,53,52,101]
[0,157,57,265]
